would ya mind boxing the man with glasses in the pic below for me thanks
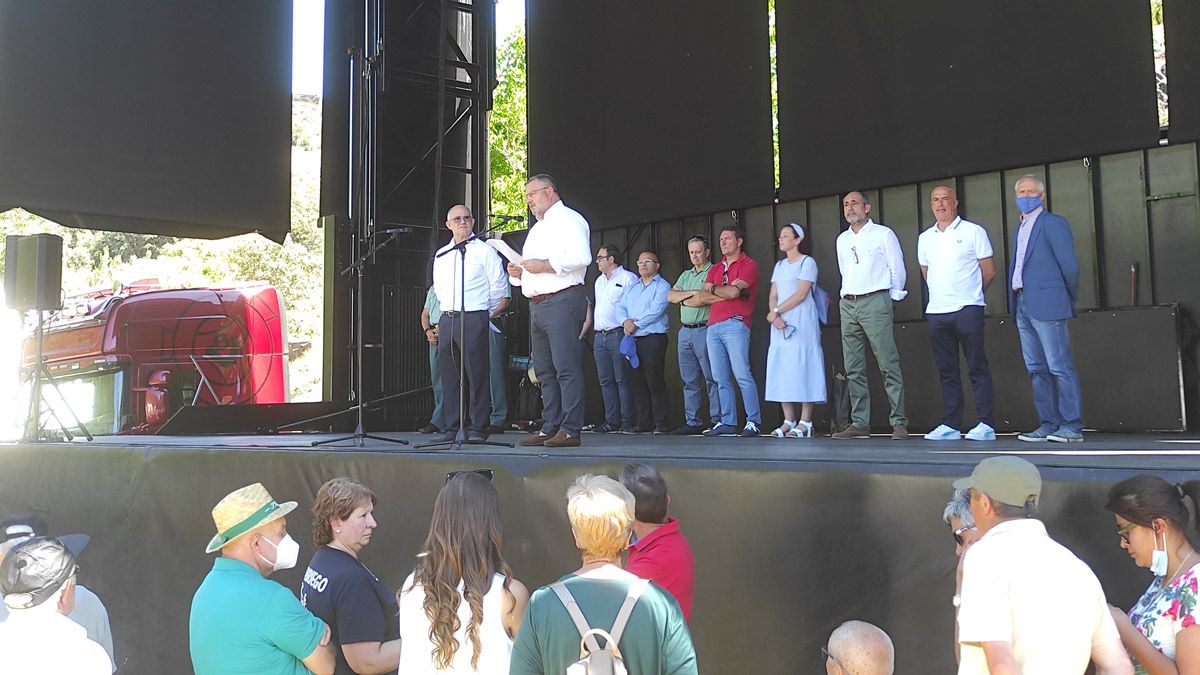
[509,174,593,448]
[682,225,761,437]
[833,191,910,441]
[591,244,638,434]
[620,250,672,433]
[667,235,719,435]
[823,620,894,675]
[432,204,508,444]
[943,489,979,666]
[952,457,1132,675]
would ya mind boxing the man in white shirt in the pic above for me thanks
[591,243,637,434]
[509,174,593,448]
[953,456,1133,675]
[432,204,508,442]
[917,185,997,442]
[832,191,909,440]
[0,537,112,674]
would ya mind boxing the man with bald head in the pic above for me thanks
[824,620,894,675]
[431,204,508,443]
[832,191,909,440]
[1008,174,1084,443]
[918,185,997,442]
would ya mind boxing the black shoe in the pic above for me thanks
[593,423,619,434]
[672,424,704,435]
[466,431,490,443]
[432,430,457,443]
[485,425,507,435]
[653,427,671,435]
[418,424,440,434]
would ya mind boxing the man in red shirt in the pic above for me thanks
[619,463,695,621]
[680,225,761,436]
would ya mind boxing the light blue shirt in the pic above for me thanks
[1011,207,1042,291]
[619,274,671,336]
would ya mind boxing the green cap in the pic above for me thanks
[953,456,1042,508]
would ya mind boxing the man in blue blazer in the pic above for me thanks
[1007,175,1084,442]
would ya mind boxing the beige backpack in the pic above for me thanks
[549,579,650,675]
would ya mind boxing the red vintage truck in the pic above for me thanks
[20,280,288,435]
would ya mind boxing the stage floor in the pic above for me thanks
[76,429,1200,472]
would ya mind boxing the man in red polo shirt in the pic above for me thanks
[681,225,760,436]
[619,463,695,621]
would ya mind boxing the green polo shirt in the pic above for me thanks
[674,262,712,326]
[189,557,325,675]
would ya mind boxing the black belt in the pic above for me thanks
[598,327,622,334]
[842,289,886,301]
[441,309,484,316]
[530,284,583,304]
[680,322,706,329]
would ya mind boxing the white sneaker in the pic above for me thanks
[964,422,996,441]
[923,424,962,440]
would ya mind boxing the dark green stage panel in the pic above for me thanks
[0,441,1191,673]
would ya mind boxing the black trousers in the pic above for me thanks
[628,332,669,431]
[438,310,491,433]
[927,305,993,428]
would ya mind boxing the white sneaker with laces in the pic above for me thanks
[923,424,962,440]
[964,422,996,441]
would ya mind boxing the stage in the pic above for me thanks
[3,431,1198,673]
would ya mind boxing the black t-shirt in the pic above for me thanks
[300,546,399,675]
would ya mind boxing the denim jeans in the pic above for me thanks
[706,319,761,426]
[678,326,719,427]
[428,344,444,429]
[593,329,634,428]
[1015,297,1083,433]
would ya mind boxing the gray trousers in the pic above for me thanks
[530,285,587,436]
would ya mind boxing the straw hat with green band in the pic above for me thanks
[205,483,297,553]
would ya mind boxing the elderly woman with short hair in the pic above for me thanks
[509,474,698,675]
[301,478,400,675]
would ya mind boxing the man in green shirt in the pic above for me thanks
[666,235,719,435]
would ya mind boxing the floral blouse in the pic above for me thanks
[1128,562,1200,673]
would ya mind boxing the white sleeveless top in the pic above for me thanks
[398,571,513,674]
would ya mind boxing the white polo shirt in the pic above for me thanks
[916,217,993,314]
[957,518,1121,675]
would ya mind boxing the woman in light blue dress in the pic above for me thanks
[765,223,826,437]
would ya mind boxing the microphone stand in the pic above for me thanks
[417,234,513,451]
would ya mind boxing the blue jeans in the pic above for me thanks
[706,319,760,426]
[593,329,634,428]
[488,326,508,426]
[678,326,719,427]
[428,344,444,428]
[1015,298,1083,433]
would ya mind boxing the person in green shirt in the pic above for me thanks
[509,475,697,675]
[667,235,719,435]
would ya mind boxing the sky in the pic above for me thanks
[293,0,525,96]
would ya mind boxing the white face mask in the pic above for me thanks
[257,533,300,572]
[1150,528,1169,577]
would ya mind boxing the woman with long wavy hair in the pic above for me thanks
[398,469,528,674]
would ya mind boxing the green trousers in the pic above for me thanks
[839,293,907,428]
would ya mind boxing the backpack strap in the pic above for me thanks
[550,581,603,653]
[608,578,650,645]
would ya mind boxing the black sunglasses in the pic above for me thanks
[952,524,975,546]
[822,646,847,672]
[445,468,495,484]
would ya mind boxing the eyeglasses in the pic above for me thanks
[595,254,613,261]
[850,245,860,264]
[524,186,550,198]
[952,524,976,546]
[448,215,474,223]
[1117,522,1138,544]
[445,468,495,484]
[636,259,658,265]
[821,646,847,673]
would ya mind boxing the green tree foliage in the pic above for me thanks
[489,27,528,229]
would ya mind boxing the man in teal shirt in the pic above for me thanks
[666,236,719,435]
[190,483,334,675]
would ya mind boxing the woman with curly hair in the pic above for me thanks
[398,469,528,674]
[1106,474,1200,674]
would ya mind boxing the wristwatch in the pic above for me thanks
[952,594,962,608]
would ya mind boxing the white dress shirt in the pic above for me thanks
[917,217,993,314]
[510,200,592,297]
[433,237,508,313]
[593,266,636,331]
[836,219,908,300]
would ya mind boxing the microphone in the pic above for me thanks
[489,214,525,223]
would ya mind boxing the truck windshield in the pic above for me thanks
[40,369,126,436]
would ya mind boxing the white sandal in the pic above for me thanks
[786,420,813,438]
[770,421,796,438]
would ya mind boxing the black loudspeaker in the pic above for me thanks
[4,233,64,311]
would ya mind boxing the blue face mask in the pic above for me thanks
[1015,195,1042,214]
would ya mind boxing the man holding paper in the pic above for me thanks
[506,174,592,448]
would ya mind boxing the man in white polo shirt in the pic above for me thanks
[953,456,1132,675]
[918,185,997,441]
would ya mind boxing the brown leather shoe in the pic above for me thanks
[831,425,870,439]
[519,431,551,447]
[543,430,581,448]
[892,424,909,440]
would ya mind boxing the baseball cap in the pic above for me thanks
[953,456,1042,508]
[1,514,89,558]
[620,334,640,368]
[1,536,78,609]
